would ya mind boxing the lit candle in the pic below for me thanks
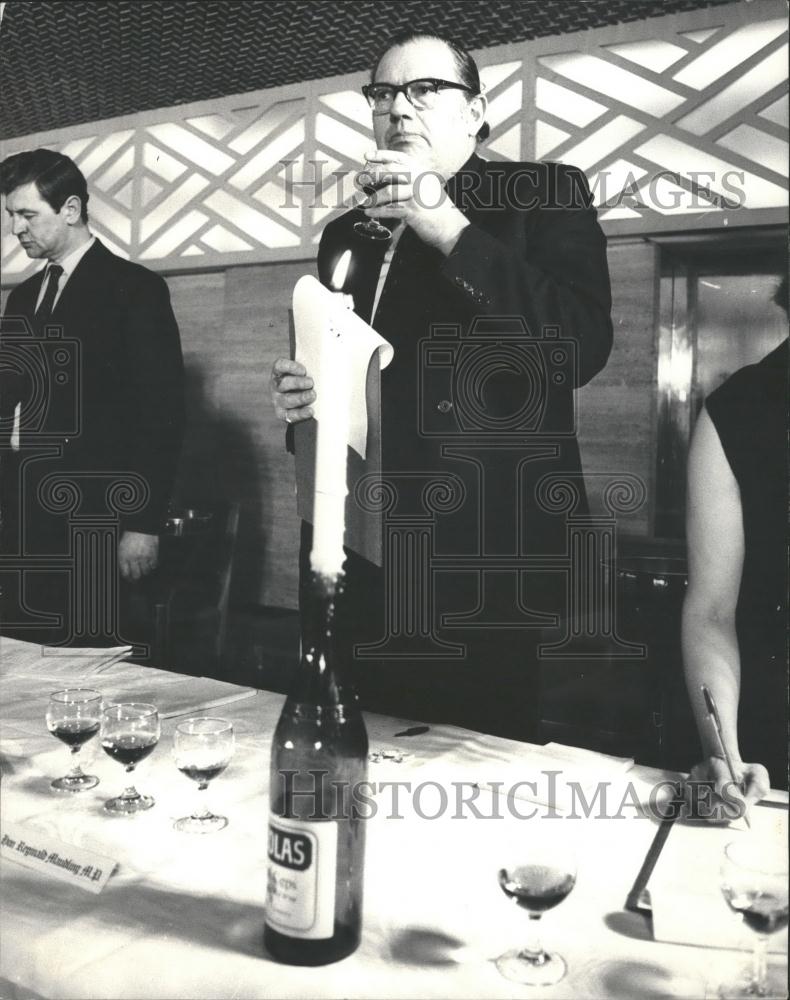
[310,250,354,583]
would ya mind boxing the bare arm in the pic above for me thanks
[682,406,770,811]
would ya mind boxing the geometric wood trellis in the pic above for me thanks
[1,0,786,283]
[537,14,788,224]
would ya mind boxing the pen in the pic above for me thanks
[393,725,430,737]
[700,684,751,829]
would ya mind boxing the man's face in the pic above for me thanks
[372,38,480,177]
[4,182,71,260]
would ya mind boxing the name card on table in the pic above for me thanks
[1,822,116,894]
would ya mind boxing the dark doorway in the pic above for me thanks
[655,229,787,538]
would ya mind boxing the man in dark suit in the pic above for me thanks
[1,148,184,645]
[271,33,612,738]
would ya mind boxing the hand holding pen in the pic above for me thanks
[690,684,770,825]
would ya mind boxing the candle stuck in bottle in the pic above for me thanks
[310,251,354,582]
[330,249,354,310]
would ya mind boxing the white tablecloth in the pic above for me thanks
[1,638,787,999]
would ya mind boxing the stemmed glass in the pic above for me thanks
[45,689,103,792]
[172,717,234,833]
[719,838,789,998]
[353,168,392,242]
[496,832,577,986]
[100,703,160,814]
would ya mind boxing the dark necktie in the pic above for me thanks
[35,263,64,331]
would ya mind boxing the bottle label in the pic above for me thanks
[266,815,338,939]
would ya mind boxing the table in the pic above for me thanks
[1,638,787,1000]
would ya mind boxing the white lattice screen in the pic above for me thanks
[1,0,786,282]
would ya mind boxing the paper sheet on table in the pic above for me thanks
[412,740,635,814]
[1,654,256,733]
[648,802,788,952]
[56,661,259,719]
[97,668,258,719]
[0,636,131,681]
[291,274,393,566]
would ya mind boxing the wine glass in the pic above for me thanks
[353,168,392,242]
[496,833,577,986]
[172,717,234,833]
[719,838,789,998]
[100,703,160,814]
[45,688,103,792]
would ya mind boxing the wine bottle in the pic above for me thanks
[264,573,368,965]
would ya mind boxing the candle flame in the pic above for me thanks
[330,250,352,291]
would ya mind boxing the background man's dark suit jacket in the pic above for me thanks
[1,238,184,638]
[305,153,613,736]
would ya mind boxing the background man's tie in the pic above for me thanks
[35,263,64,332]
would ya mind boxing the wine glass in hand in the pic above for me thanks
[101,703,160,814]
[719,839,789,998]
[172,717,234,833]
[353,167,392,242]
[497,833,577,986]
[46,689,103,792]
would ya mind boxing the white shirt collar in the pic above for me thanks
[53,234,96,280]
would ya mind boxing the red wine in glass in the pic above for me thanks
[52,720,101,749]
[103,734,159,767]
[178,762,229,784]
[46,689,103,792]
[496,840,577,987]
[719,839,789,998]
[172,717,235,833]
[353,174,392,242]
[723,890,789,936]
[101,703,160,814]
[500,865,577,913]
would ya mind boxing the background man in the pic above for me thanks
[0,148,184,645]
[271,32,613,739]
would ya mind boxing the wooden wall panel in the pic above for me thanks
[164,261,309,611]
[576,239,658,536]
[220,262,306,610]
[166,270,228,509]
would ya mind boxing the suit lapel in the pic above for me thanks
[13,268,47,321]
[49,239,106,323]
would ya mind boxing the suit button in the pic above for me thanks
[437,399,453,413]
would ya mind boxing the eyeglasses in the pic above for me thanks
[362,78,475,113]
